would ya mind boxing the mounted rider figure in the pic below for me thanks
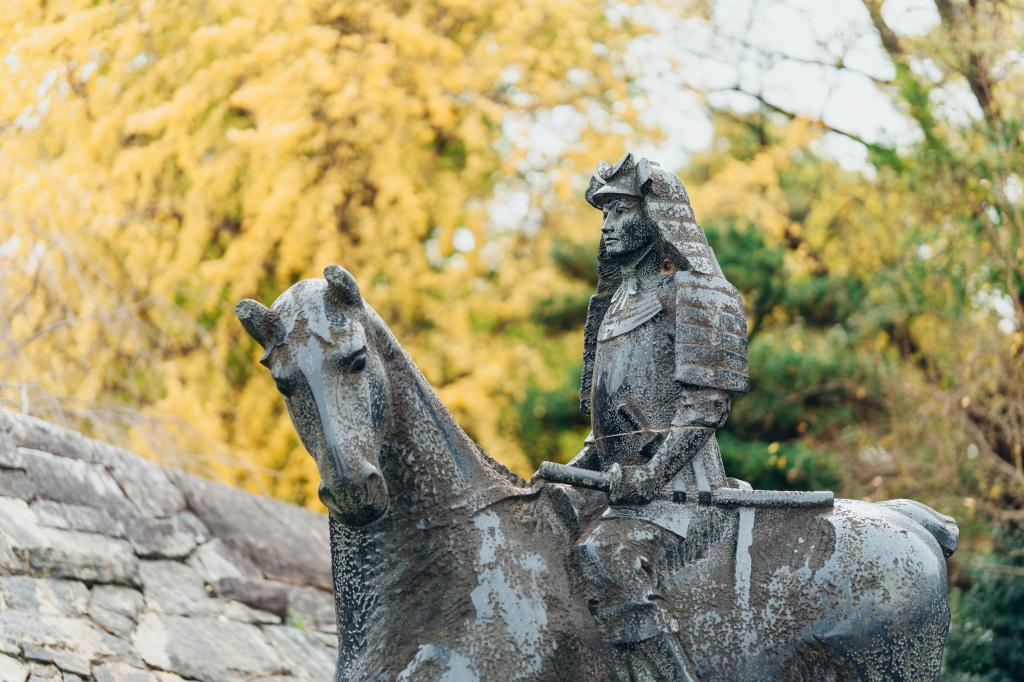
[555,153,750,680]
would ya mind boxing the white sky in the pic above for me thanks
[632,0,943,171]
[494,1,946,238]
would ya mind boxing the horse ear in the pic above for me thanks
[325,264,361,306]
[236,298,280,349]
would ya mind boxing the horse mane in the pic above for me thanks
[361,304,526,489]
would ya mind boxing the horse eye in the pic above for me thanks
[345,348,367,373]
[616,207,625,215]
[274,375,297,397]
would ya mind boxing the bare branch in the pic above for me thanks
[861,0,906,59]
[720,86,890,153]
[933,0,1001,126]
[724,36,894,87]
[861,0,944,149]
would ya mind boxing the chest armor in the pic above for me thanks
[598,282,663,342]
[591,281,678,466]
[590,274,732,495]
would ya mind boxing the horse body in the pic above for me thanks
[661,500,951,680]
[237,268,956,682]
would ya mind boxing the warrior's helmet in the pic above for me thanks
[579,153,749,415]
[585,152,724,277]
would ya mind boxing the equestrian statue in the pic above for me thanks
[236,153,959,681]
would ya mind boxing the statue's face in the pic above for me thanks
[600,196,654,261]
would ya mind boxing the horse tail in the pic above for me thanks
[877,498,959,557]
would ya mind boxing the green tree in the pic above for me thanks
[944,523,1024,681]
[696,0,1024,511]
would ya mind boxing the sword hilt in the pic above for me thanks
[536,461,622,493]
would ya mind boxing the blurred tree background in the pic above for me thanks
[1,0,1021,676]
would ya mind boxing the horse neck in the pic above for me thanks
[328,312,526,673]
[367,307,523,521]
[386,357,521,519]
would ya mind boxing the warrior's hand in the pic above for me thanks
[609,464,660,505]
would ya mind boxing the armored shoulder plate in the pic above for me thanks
[674,270,749,394]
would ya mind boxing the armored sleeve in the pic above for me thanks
[673,270,750,395]
[673,388,732,429]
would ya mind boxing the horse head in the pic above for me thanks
[236,265,392,525]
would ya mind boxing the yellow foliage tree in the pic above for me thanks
[0,0,655,504]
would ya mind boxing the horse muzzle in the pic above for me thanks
[319,463,389,525]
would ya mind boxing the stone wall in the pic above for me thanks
[0,409,338,681]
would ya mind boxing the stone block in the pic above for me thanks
[100,445,185,519]
[92,663,188,682]
[171,471,331,589]
[0,531,22,573]
[21,644,90,676]
[133,613,287,682]
[30,500,127,538]
[2,412,106,466]
[0,498,138,585]
[126,512,207,559]
[20,448,130,513]
[0,496,48,548]
[0,429,19,466]
[212,576,289,619]
[264,625,338,680]
[187,538,261,584]
[89,585,144,638]
[27,661,60,681]
[0,470,35,500]
[217,600,282,625]
[0,652,28,682]
[287,585,336,632]
[138,559,279,624]
[138,560,213,616]
[0,576,89,617]
[25,530,138,585]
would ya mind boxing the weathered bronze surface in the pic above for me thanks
[237,154,958,681]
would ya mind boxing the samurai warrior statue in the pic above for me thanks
[542,153,750,680]
[240,147,957,682]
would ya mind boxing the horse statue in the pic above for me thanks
[237,265,958,681]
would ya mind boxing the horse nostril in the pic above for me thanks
[365,470,385,505]
[318,484,337,511]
